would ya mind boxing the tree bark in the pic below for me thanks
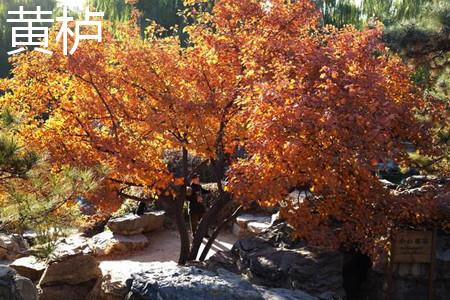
[188,154,229,261]
[175,146,191,265]
[187,113,232,261]
[199,205,242,261]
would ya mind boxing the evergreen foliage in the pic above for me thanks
[0,110,101,235]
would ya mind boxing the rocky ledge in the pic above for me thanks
[125,261,317,300]
[209,221,345,299]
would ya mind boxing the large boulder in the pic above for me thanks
[0,265,38,300]
[212,222,345,299]
[38,236,101,300]
[39,253,101,286]
[0,234,29,260]
[125,261,317,300]
[90,231,149,256]
[107,211,165,236]
[9,256,46,281]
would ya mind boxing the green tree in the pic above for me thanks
[0,110,101,246]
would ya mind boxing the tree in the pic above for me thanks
[0,110,100,256]
[0,14,243,263]
[0,0,444,261]
[0,110,38,184]
[221,0,445,255]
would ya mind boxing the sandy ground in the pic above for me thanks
[98,229,238,282]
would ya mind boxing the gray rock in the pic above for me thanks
[227,222,345,299]
[125,262,317,300]
[233,214,271,238]
[247,221,271,234]
[141,211,166,232]
[236,214,271,228]
[9,256,46,281]
[0,265,38,300]
[257,287,317,300]
[90,231,149,256]
[379,179,397,189]
[50,234,92,258]
[0,234,29,260]
[270,212,281,226]
[107,211,165,236]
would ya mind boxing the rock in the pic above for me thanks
[38,241,101,300]
[38,279,100,300]
[50,233,92,258]
[247,221,271,234]
[379,179,397,189]
[141,211,166,232]
[0,265,38,300]
[257,287,317,300]
[212,222,345,299]
[10,256,46,281]
[236,214,271,227]
[40,253,101,286]
[232,222,246,237]
[205,250,241,276]
[98,273,129,300]
[125,261,317,300]
[270,212,281,226]
[0,245,5,259]
[22,230,38,246]
[0,234,29,260]
[233,214,271,238]
[108,214,144,235]
[395,176,450,197]
[107,211,165,236]
[401,175,439,189]
[90,231,149,256]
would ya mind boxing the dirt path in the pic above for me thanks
[98,229,237,282]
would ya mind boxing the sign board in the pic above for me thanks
[387,229,437,300]
[392,231,433,263]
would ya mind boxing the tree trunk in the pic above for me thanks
[188,191,230,260]
[199,205,242,261]
[175,146,191,265]
[188,155,229,261]
[188,118,231,261]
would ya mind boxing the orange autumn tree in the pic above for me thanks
[0,0,442,262]
[0,13,245,263]
[217,1,441,255]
